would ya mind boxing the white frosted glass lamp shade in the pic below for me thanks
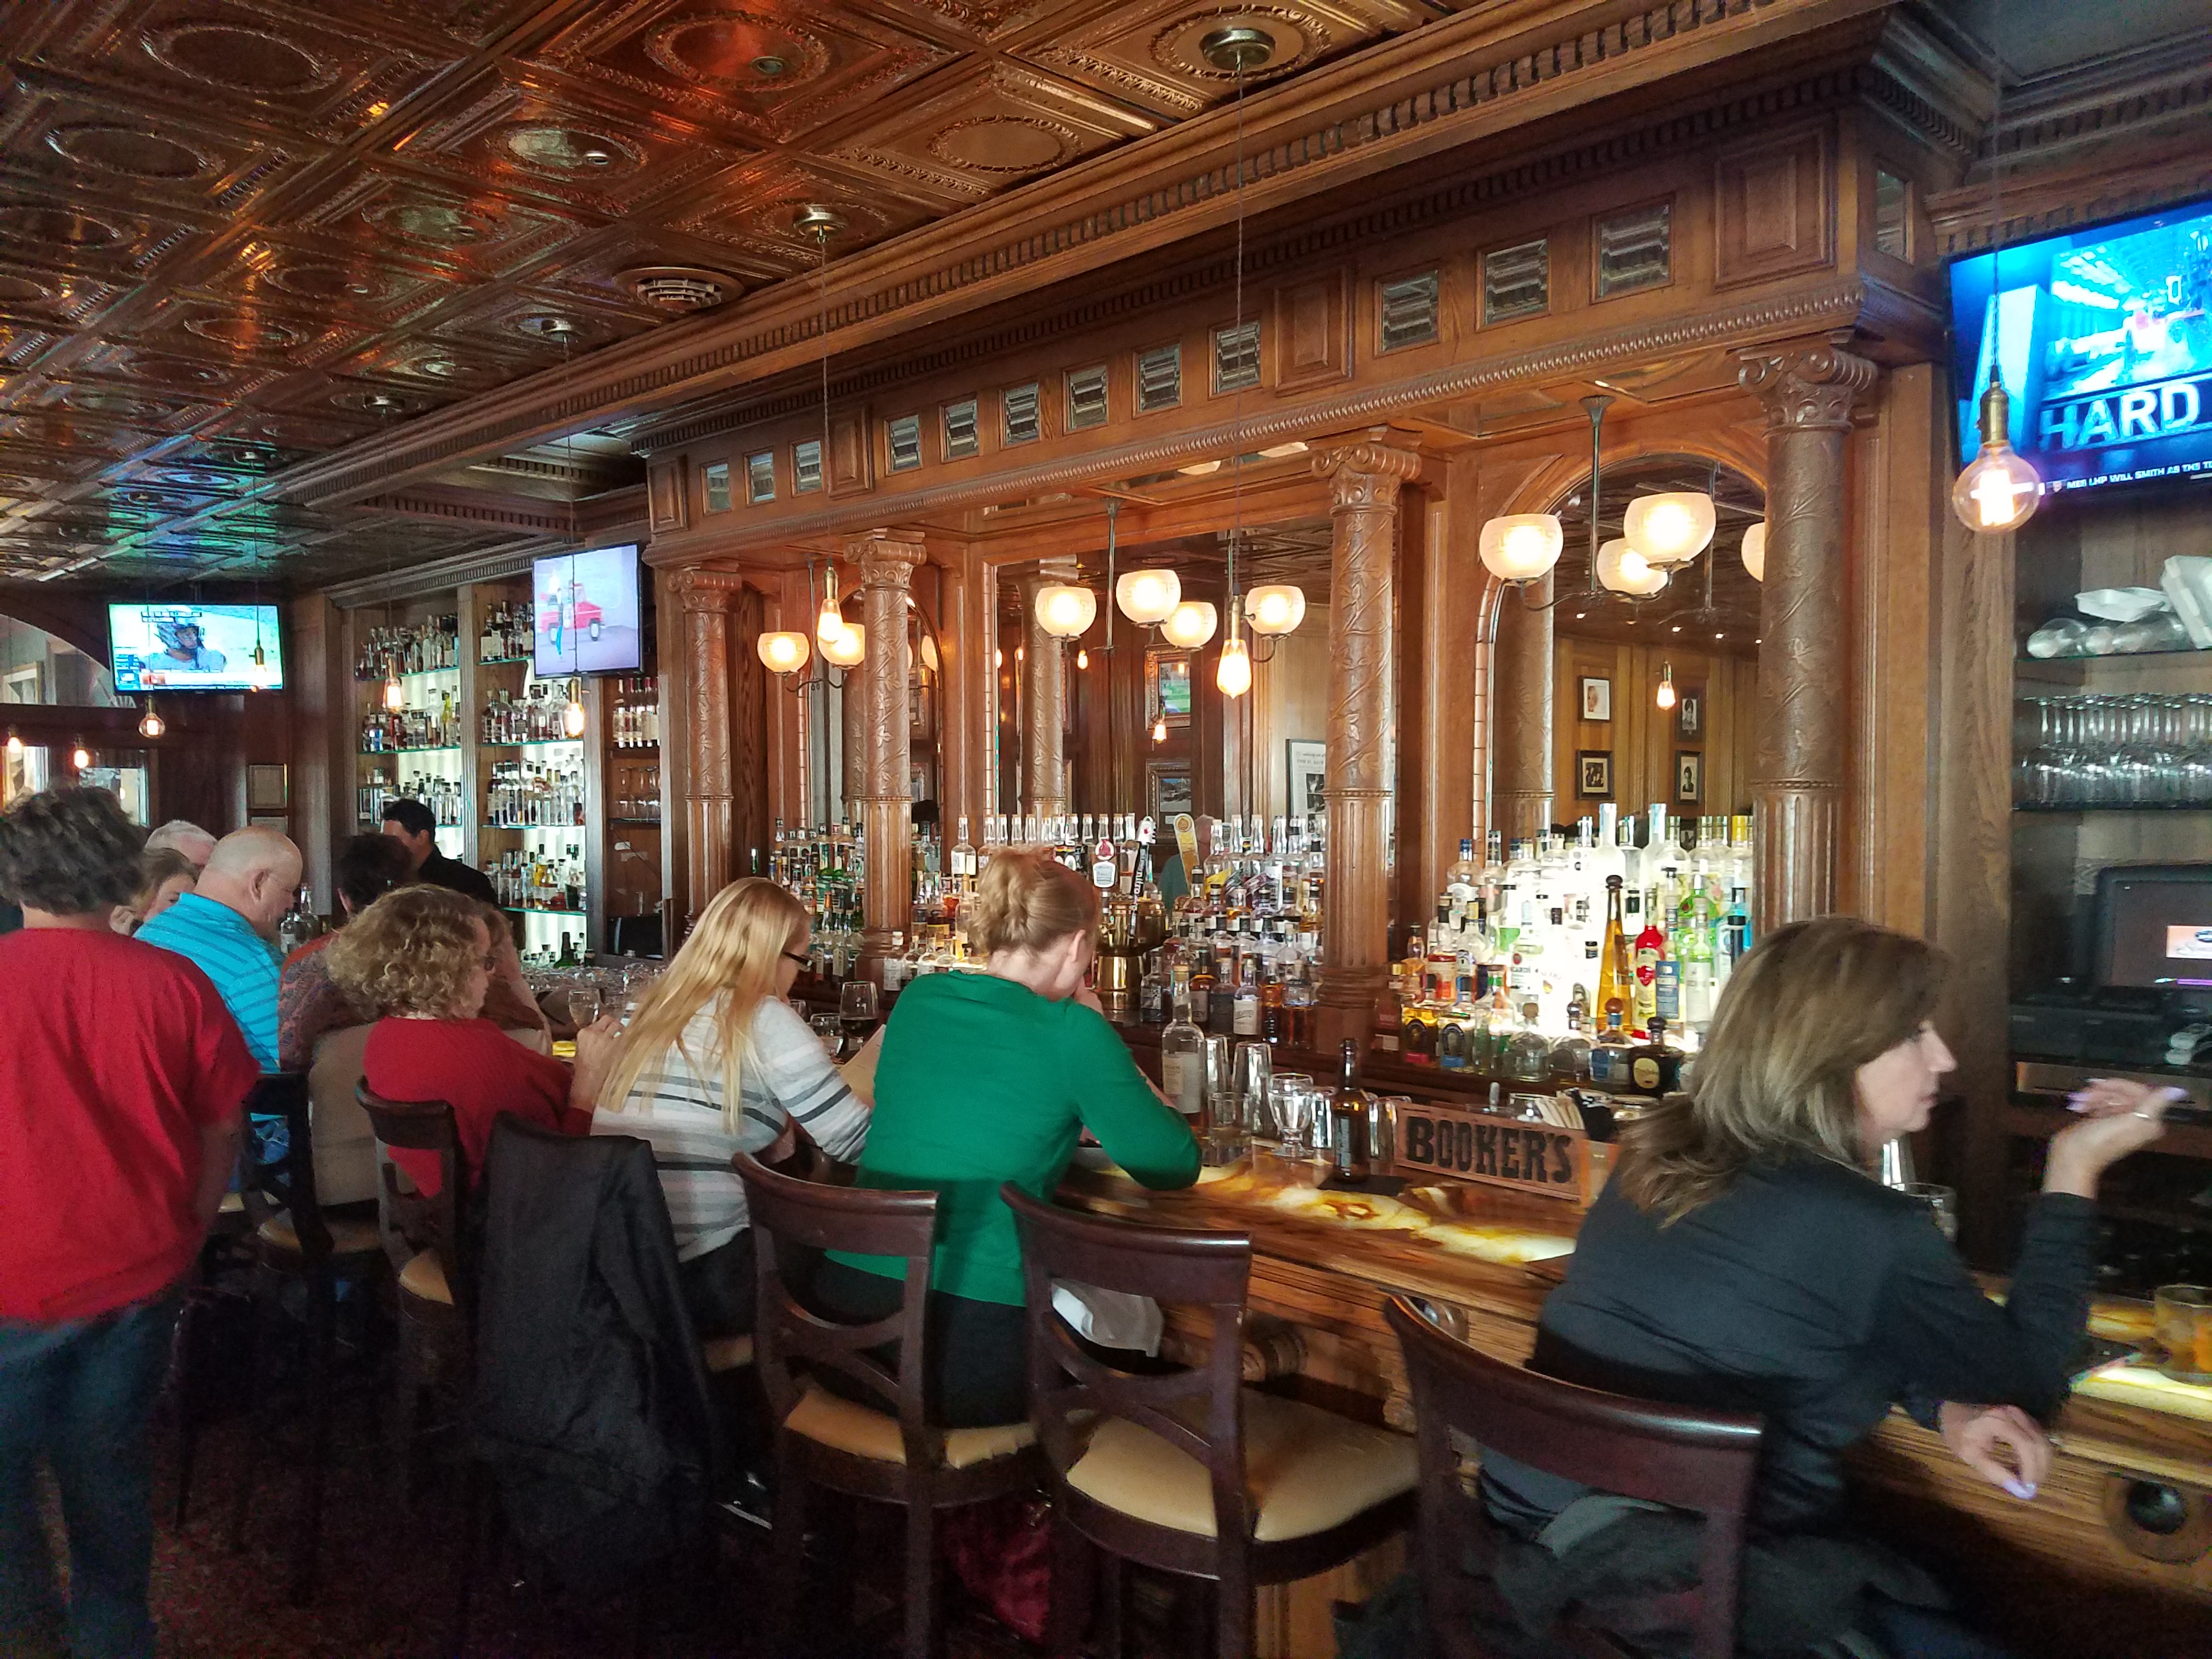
[1243,584,1306,635]
[1115,568,1181,626]
[1477,514,1565,582]
[1740,521,1767,582]
[1623,492,1717,566]
[757,631,811,674]
[1034,584,1097,639]
[1596,538,1668,597]
[1160,601,1218,650]
[822,623,866,668]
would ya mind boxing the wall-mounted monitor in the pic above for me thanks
[108,602,284,692]
[1949,198,2212,495]
[2092,864,2212,990]
[531,543,641,677]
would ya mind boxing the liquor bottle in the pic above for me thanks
[1596,874,1632,1029]
[276,885,321,956]
[1588,1005,1633,1089]
[1629,887,1662,1031]
[1328,1039,1372,1183]
[1161,986,1205,1124]
[1625,1016,1683,1099]
[1232,953,1261,1037]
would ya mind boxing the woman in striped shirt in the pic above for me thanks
[591,878,870,1340]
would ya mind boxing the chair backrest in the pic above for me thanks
[1000,1184,1257,1543]
[1383,1295,1764,1659]
[356,1079,472,1322]
[733,1150,945,1468]
[236,1072,325,1259]
[306,1024,377,1207]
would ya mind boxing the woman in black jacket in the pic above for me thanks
[1482,917,2173,1657]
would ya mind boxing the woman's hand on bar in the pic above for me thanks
[2045,1079,2180,1198]
[1939,1401,2049,1500]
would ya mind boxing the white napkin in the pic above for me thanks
[1052,1280,1163,1356]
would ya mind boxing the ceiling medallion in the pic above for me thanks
[335,388,412,413]
[0,273,54,304]
[46,125,209,181]
[183,314,306,351]
[366,199,494,246]
[498,123,641,176]
[644,12,830,95]
[143,23,334,94]
[0,206,124,249]
[1198,25,1275,72]
[128,357,228,387]
[158,468,235,490]
[263,262,392,302]
[928,115,1074,174]
[791,204,847,241]
[1152,10,1317,81]
[615,264,741,314]
[516,314,583,339]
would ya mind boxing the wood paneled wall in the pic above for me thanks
[1549,639,1757,828]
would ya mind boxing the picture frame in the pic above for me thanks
[1146,759,1194,822]
[907,676,934,741]
[1146,648,1192,727]
[1676,691,1702,741]
[1675,749,1703,805]
[1578,676,1612,723]
[249,814,289,833]
[246,763,289,810]
[1286,739,1327,817]
[1575,749,1613,799]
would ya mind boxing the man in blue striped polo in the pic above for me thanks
[136,826,300,1073]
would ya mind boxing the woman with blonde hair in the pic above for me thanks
[1477,916,2171,1657]
[593,877,870,1340]
[816,848,1198,1427]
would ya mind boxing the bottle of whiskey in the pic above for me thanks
[1328,1039,1372,1183]
[1161,984,1205,1125]
[1626,1015,1683,1099]
[1596,874,1632,1029]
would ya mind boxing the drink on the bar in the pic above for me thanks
[1329,1038,1372,1182]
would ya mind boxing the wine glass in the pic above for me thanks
[565,983,602,1030]
[809,1012,844,1059]
[1271,1077,1316,1159]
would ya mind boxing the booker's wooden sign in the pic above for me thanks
[1392,1101,1611,1207]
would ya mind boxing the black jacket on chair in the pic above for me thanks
[472,1116,719,1595]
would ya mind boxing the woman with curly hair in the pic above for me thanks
[326,886,614,1197]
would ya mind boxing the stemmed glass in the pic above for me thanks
[565,982,602,1030]
[839,980,880,1054]
[809,1012,844,1059]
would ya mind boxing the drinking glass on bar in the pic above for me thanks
[1267,1074,1312,1156]
[2155,1284,2212,1385]
[839,978,880,1052]
[1898,1182,1959,1244]
[809,1011,844,1059]
[1233,1041,1273,1138]
[1271,1080,1314,1160]
[565,983,602,1031]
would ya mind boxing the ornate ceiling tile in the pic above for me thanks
[20,380,209,428]
[867,0,1074,43]
[426,285,662,359]
[0,84,309,216]
[829,60,1158,207]
[0,261,126,330]
[278,168,590,276]
[0,187,199,281]
[252,368,454,420]
[120,298,376,371]
[669,156,936,269]
[537,0,953,146]
[68,340,284,398]
[528,227,788,311]
[0,411,148,460]
[201,405,379,450]
[28,0,459,146]
[190,242,456,326]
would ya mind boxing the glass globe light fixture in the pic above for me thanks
[1243,584,1307,635]
[1623,492,1717,566]
[1740,521,1767,582]
[756,631,811,675]
[1595,538,1668,598]
[138,701,164,740]
[822,622,865,668]
[1476,514,1565,582]
[1951,380,2044,533]
[1114,568,1180,627]
[1160,600,1217,650]
[1034,583,1097,639]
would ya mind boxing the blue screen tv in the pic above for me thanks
[109,602,284,692]
[1950,198,2212,495]
[531,543,642,677]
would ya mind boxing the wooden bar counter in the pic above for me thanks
[1057,1149,2212,1656]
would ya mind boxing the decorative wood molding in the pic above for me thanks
[356,486,577,535]
[320,541,553,607]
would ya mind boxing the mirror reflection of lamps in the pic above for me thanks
[1160,601,1217,650]
[1740,522,1767,582]
[137,700,164,740]
[562,679,586,737]
[822,622,865,669]
[1655,662,1677,711]
[70,740,91,771]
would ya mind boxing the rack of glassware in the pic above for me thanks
[2013,692,2212,809]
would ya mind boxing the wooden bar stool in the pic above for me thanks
[223,1071,386,1602]
[1002,1186,1418,1659]
[733,1152,1041,1659]
[1384,1294,1765,1659]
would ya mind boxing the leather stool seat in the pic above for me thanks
[784,1383,1034,1469]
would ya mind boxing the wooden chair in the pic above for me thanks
[1002,1185,1418,1659]
[734,1152,1041,1659]
[1383,1294,1765,1659]
[223,1071,386,1602]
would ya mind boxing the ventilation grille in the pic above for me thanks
[1482,239,1549,325]
[1066,365,1108,430]
[793,438,823,493]
[617,264,740,314]
[1213,321,1260,393]
[1378,271,1440,352]
[1003,382,1041,445]
[943,398,979,458]
[746,452,775,503]
[1136,344,1181,413]
[1595,202,1671,298]
[887,414,922,471]
[702,460,731,512]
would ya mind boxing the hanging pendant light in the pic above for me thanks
[823,622,866,669]
[1151,714,1167,743]
[1243,584,1307,636]
[1953,381,2043,532]
[1034,583,1097,639]
[1655,662,1677,711]
[70,740,91,771]
[1477,513,1566,583]
[1216,624,1252,697]
[1160,600,1217,650]
[757,631,812,676]
[1076,647,1089,670]
[562,678,586,737]
[815,567,845,646]
[1622,493,1717,566]
[1740,522,1767,582]
[1596,538,1668,597]
[137,699,165,740]
[382,656,405,712]
[4,730,20,760]
[1115,568,1181,627]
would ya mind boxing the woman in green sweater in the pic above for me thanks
[815,848,1200,1427]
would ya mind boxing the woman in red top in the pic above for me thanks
[325,887,612,1195]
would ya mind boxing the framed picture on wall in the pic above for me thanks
[1675,749,1703,804]
[246,764,289,810]
[1286,739,1327,817]
[1147,760,1194,822]
[1676,692,1702,741]
[1576,749,1613,799]
[1147,649,1193,727]
[1579,676,1612,722]
[909,677,934,741]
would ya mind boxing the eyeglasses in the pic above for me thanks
[781,950,809,968]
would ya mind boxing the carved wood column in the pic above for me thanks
[670,567,746,939]
[1019,558,1074,819]
[851,531,927,974]
[1492,573,1554,843]
[1314,438,1421,1052]
[1737,343,1877,932]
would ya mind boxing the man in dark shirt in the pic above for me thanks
[380,798,496,907]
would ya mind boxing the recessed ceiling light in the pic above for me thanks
[753,55,786,77]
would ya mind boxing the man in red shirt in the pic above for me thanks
[0,788,258,1659]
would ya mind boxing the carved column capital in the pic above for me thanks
[1737,345,1878,433]
[1316,440,1423,511]
[667,566,746,614]
[847,529,928,589]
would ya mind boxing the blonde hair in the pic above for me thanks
[967,848,1098,960]
[1615,917,1946,1224]
[596,878,807,1136]
[325,887,486,1018]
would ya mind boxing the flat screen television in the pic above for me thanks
[108,602,284,692]
[2092,864,2212,990]
[1949,197,2212,495]
[531,543,641,677]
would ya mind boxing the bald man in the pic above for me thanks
[144,819,217,871]
[136,827,301,1073]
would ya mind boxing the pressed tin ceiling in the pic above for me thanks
[0,0,1453,588]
